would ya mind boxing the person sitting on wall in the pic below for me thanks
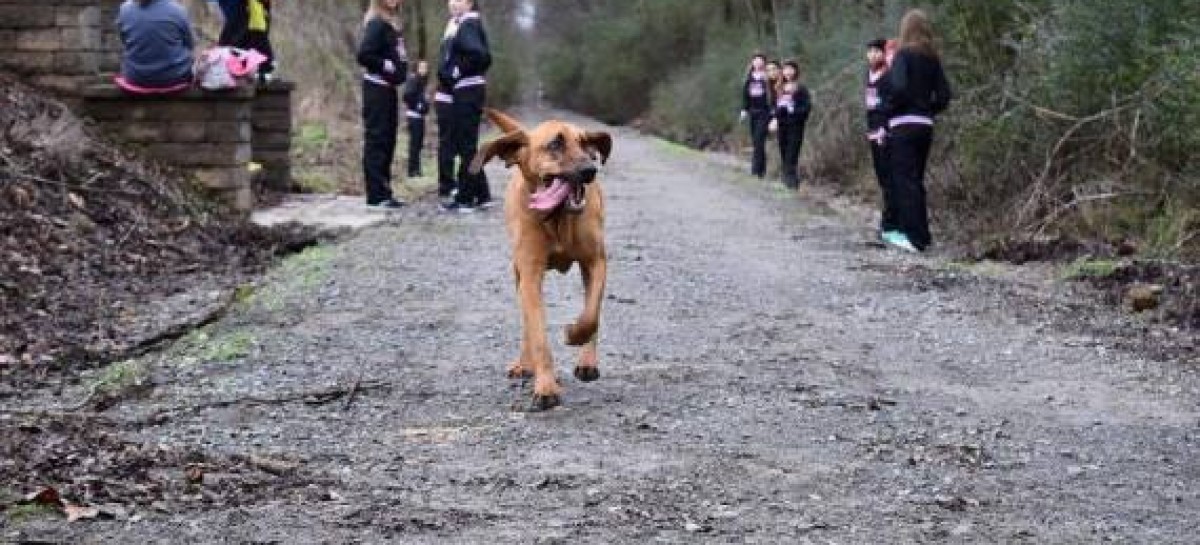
[115,0,196,94]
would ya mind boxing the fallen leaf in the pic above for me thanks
[64,503,100,522]
[797,522,831,532]
[67,192,85,209]
[246,455,299,476]
[24,487,63,507]
[9,185,32,207]
[96,503,131,520]
[185,464,205,484]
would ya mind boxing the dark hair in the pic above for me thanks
[750,52,766,61]
[867,38,887,51]
[766,59,780,67]
[783,60,800,72]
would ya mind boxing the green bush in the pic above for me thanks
[647,34,754,149]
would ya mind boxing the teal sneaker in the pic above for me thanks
[883,231,918,253]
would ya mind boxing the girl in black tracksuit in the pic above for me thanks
[774,60,811,189]
[865,39,895,234]
[434,15,457,201]
[434,80,456,200]
[439,1,492,212]
[880,10,952,252]
[741,54,773,178]
[403,61,431,178]
[356,1,408,208]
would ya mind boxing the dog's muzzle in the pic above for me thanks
[570,166,598,185]
[529,164,596,215]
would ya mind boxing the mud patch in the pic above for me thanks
[1082,260,1199,329]
[965,235,1197,331]
[968,235,1106,265]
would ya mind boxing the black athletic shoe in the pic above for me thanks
[441,201,476,214]
[367,198,406,209]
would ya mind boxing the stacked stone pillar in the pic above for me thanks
[251,80,294,192]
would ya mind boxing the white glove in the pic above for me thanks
[383,60,396,73]
[739,110,747,123]
[768,118,778,133]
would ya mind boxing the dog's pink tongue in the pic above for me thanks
[529,179,570,211]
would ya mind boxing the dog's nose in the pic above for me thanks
[578,165,598,184]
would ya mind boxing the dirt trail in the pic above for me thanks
[5,109,1198,544]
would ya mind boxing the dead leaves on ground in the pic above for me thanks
[1,416,328,525]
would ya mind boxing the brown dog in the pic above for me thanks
[470,109,612,410]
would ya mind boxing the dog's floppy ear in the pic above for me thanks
[484,108,524,134]
[470,130,529,173]
[580,131,612,165]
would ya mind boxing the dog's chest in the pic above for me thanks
[545,234,578,270]
[542,221,592,270]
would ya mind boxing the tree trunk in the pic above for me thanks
[409,0,428,60]
[742,0,763,46]
[770,0,785,54]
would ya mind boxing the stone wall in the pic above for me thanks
[82,84,257,211]
[0,0,119,96]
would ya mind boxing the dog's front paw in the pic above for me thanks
[531,378,563,411]
[507,360,533,379]
[573,365,599,382]
[531,392,562,411]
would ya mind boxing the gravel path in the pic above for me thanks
[11,109,1198,544]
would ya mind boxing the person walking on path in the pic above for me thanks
[774,60,811,189]
[439,0,493,213]
[356,0,408,209]
[404,60,431,179]
[880,10,952,252]
[740,53,774,179]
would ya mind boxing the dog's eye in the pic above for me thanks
[545,135,565,153]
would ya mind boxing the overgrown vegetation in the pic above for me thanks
[0,75,308,371]
[533,0,1200,262]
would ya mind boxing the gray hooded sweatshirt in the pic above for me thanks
[117,0,195,87]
